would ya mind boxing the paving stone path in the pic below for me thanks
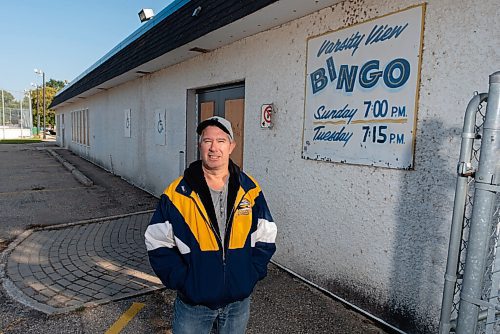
[1,211,163,314]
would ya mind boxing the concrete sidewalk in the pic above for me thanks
[0,144,394,333]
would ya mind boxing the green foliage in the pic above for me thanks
[1,90,17,108]
[29,79,66,128]
[46,79,67,91]
[2,79,66,129]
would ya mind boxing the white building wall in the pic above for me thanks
[55,0,498,331]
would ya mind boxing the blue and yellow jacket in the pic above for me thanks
[145,160,277,309]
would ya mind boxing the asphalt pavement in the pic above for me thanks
[0,141,394,333]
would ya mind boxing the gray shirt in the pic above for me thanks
[209,180,228,245]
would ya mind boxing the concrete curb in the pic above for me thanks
[46,149,94,187]
[31,209,156,231]
[3,279,59,314]
[0,230,33,281]
[2,278,164,315]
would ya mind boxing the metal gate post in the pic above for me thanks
[456,71,500,333]
[439,92,488,333]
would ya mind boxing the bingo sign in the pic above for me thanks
[302,4,425,169]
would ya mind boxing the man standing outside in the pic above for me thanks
[145,116,277,333]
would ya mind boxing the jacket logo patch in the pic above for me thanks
[237,199,251,215]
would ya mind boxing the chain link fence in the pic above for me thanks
[451,99,500,333]
[1,89,33,139]
[440,72,500,333]
[449,96,486,322]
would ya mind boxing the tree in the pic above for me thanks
[46,79,67,91]
[0,90,17,109]
[30,79,65,129]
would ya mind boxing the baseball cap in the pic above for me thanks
[196,116,234,140]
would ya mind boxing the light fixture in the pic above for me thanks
[138,8,154,22]
[192,6,202,17]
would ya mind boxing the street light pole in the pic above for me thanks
[26,90,33,137]
[20,93,23,138]
[1,89,5,140]
[33,84,40,135]
[42,72,46,139]
[34,69,46,139]
[31,83,40,136]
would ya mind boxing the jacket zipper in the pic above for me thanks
[188,189,250,260]
[187,188,251,295]
[221,190,248,288]
[224,190,249,252]
[189,193,225,260]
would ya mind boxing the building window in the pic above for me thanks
[71,109,89,146]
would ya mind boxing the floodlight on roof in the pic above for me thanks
[138,8,154,22]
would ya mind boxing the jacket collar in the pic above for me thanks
[183,160,241,235]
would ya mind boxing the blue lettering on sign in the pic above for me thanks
[314,104,358,124]
[365,23,408,46]
[383,58,410,88]
[315,22,409,58]
[316,31,365,57]
[359,60,382,89]
[310,68,328,94]
[337,65,358,92]
[312,126,353,146]
[310,57,410,94]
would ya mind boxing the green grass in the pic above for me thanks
[0,138,42,144]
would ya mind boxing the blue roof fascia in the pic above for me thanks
[57,0,191,96]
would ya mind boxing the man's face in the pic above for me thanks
[199,125,236,171]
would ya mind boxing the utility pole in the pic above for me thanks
[42,72,46,139]
[32,83,40,136]
[1,89,5,140]
[27,90,33,137]
[34,69,46,139]
[37,86,40,135]
[20,94,23,138]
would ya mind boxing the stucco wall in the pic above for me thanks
[55,0,498,332]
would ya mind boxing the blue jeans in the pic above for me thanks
[172,295,251,334]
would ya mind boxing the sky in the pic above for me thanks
[0,1,175,99]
